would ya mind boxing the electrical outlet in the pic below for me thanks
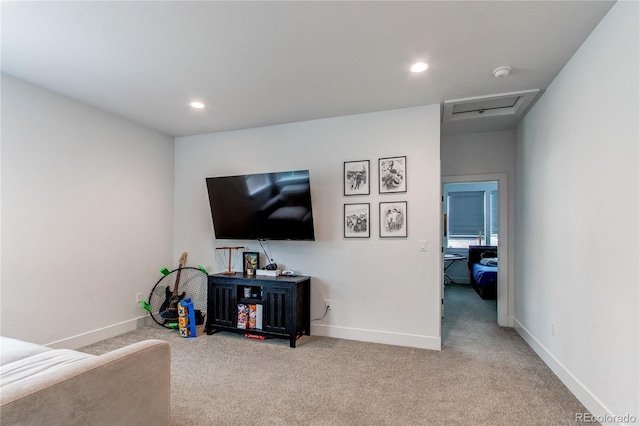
[136,293,143,304]
[326,299,331,311]
[551,321,556,337]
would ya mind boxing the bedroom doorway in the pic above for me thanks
[441,173,508,330]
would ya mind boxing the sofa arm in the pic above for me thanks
[0,339,170,426]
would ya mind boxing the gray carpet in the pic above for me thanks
[80,284,591,425]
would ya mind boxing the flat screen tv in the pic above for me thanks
[206,170,315,241]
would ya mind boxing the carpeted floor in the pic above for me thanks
[80,284,592,425]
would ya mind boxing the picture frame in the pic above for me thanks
[380,201,408,238]
[242,251,259,275]
[344,160,370,196]
[379,156,406,194]
[344,203,370,238]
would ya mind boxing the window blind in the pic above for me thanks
[448,191,484,235]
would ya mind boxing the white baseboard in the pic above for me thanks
[46,316,149,350]
[513,318,617,424]
[506,315,515,328]
[311,323,441,351]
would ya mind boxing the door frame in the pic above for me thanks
[442,173,509,327]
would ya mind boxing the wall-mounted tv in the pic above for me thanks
[206,170,315,241]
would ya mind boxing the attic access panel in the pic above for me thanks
[442,90,540,123]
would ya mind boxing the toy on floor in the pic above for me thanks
[178,298,197,338]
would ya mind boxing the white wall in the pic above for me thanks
[175,105,442,349]
[1,74,175,347]
[441,130,515,177]
[515,1,639,421]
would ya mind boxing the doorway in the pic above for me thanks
[441,173,509,329]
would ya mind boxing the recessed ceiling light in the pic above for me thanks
[190,101,205,109]
[411,62,429,73]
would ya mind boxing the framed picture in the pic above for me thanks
[243,251,259,275]
[379,156,406,194]
[344,203,370,238]
[380,201,408,238]
[344,160,370,196]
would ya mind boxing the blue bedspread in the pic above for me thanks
[473,263,497,287]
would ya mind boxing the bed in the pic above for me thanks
[467,245,498,300]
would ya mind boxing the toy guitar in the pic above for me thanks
[159,252,188,319]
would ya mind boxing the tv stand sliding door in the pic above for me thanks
[206,273,310,348]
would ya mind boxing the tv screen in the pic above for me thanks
[206,170,315,241]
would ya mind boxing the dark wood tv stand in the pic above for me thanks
[206,273,310,348]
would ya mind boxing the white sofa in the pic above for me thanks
[0,336,170,426]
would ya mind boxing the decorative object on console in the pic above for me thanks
[379,156,406,194]
[256,268,280,277]
[216,246,244,275]
[344,203,370,238]
[344,160,370,196]
[243,251,259,276]
[379,201,408,238]
[258,239,278,271]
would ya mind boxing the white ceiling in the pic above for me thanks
[1,1,615,138]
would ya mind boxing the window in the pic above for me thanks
[444,182,498,248]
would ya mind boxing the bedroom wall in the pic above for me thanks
[1,74,175,347]
[174,105,443,349]
[514,1,639,420]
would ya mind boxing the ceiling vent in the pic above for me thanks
[442,89,540,123]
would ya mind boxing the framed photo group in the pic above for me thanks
[343,156,408,239]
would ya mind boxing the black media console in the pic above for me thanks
[206,273,310,348]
